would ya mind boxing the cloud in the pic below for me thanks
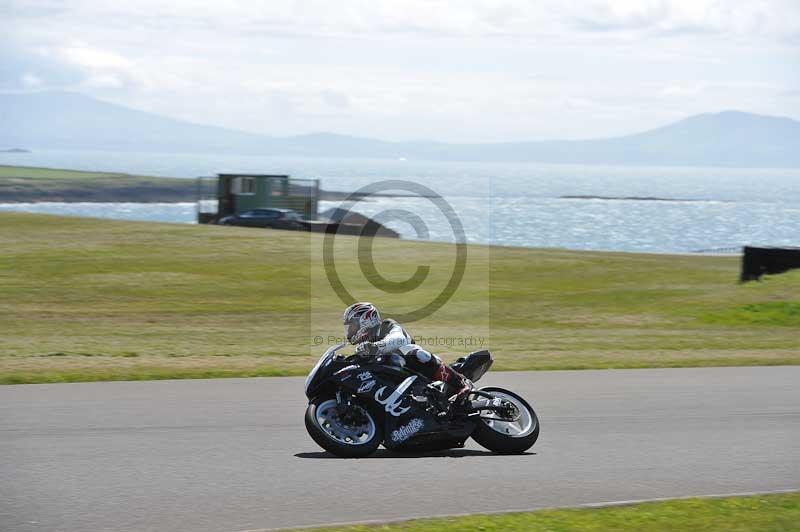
[658,82,709,97]
[0,39,85,91]
[59,45,131,69]
[567,0,671,33]
[21,72,42,87]
[83,73,125,89]
[1,41,143,92]
[658,81,788,99]
[8,1,799,40]
[321,89,350,109]
[2,1,798,141]
[563,0,800,40]
[0,0,68,19]
[54,44,145,90]
[233,0,799,40]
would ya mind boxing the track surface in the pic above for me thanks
[2,367,799,531]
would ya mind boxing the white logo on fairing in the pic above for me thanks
[374,376,417,417]
[334,365,359,376]
[357,380,376,393]
[391,418,424,442]
[357,371,373,381]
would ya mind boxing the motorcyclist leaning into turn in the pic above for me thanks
[342,302,472,402]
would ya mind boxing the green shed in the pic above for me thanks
[197,173,320,224]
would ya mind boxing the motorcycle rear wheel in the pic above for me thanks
[305,397,383,458]
[471,387,539,454]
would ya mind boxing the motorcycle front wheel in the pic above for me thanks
[304,397,383,458]
[471,387,539,454]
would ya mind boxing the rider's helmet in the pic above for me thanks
[343,302,381,344]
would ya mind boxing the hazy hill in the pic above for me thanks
[2,91,799,167]
[0,92,268,154]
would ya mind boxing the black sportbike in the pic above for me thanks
[304,343,539,457]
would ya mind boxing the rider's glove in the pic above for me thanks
[354,342,379,357]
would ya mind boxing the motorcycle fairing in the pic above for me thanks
[451,350,493,382]
[307,356,477,451]
[382,410,435,450]
[373,375,417,416]
[383,409,475,451]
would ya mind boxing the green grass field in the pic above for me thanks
[1,212,798,384]
[290,493,800,532]
[0,164,194,202]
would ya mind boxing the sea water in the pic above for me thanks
[1,149,797,253]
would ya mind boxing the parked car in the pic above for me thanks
[218,209,304,230]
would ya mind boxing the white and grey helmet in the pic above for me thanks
[343,302,381,344]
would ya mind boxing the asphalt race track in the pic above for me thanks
[2,367,798,531]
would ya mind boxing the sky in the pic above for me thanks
[3,0,800,142]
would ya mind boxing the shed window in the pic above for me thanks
[233,177,256,195]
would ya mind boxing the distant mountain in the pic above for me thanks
[2,91,799,167]
[0,92,269,154]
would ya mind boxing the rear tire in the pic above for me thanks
[305,397,383,458]
[471,387,539,454]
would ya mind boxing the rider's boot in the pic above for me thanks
[433,363,473,405]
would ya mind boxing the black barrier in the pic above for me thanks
[740,246,800,282]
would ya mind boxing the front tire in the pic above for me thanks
[471,387,539,454]
[305,397,383,458]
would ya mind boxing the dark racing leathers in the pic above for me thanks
[357,319,471,401]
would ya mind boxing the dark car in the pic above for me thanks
[218,208,304,230]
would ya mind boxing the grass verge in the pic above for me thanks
[1,212,798,384]
[289,493,800,532]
